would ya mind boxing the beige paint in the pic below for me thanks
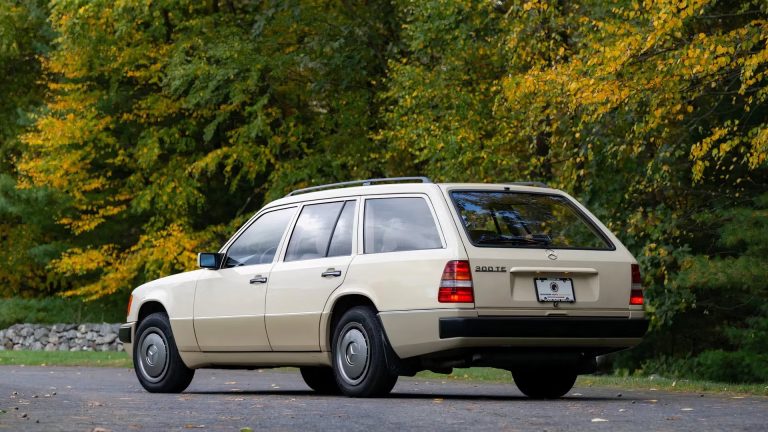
[179,351,331,369]
[193,264,273,351]
[124,182,646,370]
[125,270,201,352]
[266,255,352,351]
[265,198,358,351]
[379,309,642,359]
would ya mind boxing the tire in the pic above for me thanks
[331,306,398,397]
[300,367,342,395]
[133,312,195,393]
[512,368,577,399]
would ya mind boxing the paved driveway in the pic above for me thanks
[1,366,766,431]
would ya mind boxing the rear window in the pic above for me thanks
[451,191,612,250]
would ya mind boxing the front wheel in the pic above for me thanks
[512,368,577,399]
[332,306,398,397]
[300,367,341,395]
[133,312,195,393]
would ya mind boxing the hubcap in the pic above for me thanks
[137,328,169,383]
[336,324,369,385]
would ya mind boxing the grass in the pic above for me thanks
[416,367,768,396]
[0,350,132,368]
[577,374,768,397]
[2,352,766,396]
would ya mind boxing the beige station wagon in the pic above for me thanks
[120,178,648,398]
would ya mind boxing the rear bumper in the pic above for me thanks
[379,309,647,359]
[439,317,649,339]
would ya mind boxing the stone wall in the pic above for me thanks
[0,323,124,352]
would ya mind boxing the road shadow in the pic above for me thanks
[187,389,627,402]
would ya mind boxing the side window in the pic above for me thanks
[364,197,442,253]
[285,201,346,262]
[225,207,295,267]
[327,201,355,257]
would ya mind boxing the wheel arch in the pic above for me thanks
[137,300,168,323]
[321,293,378,352]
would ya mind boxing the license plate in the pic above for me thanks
[534,278,575,302]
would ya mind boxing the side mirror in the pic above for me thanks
[197,252,223,269]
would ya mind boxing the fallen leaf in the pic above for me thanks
[681,408,694,411]
[591,418,609,423]
[183,425,205,429]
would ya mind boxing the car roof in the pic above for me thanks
[265,181,561,209]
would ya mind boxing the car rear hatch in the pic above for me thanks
[446,187,636,318]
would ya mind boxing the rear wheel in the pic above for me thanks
[133,312,195,393]
[512,368,577,399]
[332,306,398,397]
[300,367,341,395]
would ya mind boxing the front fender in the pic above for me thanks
[128,270,204,352]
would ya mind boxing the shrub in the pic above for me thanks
[0,296,126,328]
[694,350,768,384]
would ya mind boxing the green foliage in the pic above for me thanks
[14,0,396,298]
[0,0,51,162]
[0,0,766,382]
[0,174,68,296]
[0,297,126,328]
[694,350,768,383]
[0,0,58,296]
[616,194,768,382]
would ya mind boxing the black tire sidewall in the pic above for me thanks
[133,312,194,393]
[512,369,577,399]
[299,366,341,395]
[331,306,397,397]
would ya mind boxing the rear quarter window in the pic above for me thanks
[451,191,613,250]
[364,197,443,253]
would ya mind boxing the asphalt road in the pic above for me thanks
[1,366,766,431]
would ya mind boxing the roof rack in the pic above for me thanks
[286,176,433,197]
[504,181,549,188]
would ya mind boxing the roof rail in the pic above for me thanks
[286,176,433,197]
[504,181,549,188]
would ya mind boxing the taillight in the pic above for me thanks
[126,294,133,318]
[438,260,474,303]
[630,264,644,305]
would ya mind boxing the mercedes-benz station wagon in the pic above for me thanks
[119,177,648,398]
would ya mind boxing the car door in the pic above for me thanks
[266,199,357,351]
[193,206,296,351]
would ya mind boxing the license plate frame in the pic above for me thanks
[534,277,576,303]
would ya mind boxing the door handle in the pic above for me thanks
[321,269,342,278]
[249,275,268,284]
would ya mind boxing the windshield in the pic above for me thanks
[451,191,613,250]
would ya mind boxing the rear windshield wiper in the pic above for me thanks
[475,234,552,246]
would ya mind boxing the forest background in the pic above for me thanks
[0,0,766,382]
